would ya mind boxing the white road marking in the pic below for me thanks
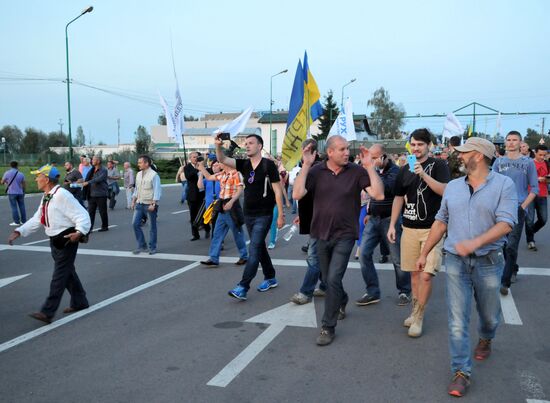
[21,225,118,246]
[501,289,523,325]
[0,274,30,289]
[207,302,317,387]
[0,262,200,354]
[171,209,189,215]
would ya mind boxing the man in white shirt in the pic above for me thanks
[8,165,91,324]
[288,164,301,214]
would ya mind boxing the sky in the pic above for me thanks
[1,0,549,145]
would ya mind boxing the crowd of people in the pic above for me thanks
[4,128,550,398]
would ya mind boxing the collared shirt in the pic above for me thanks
[306,161,372,241]
[435,171,518,256]
[17,185,91,237]
[215,169,243,200]
[2,168,25,195]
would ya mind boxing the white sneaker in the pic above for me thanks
[290,292,311,305]
[313,288,326,297]
[9,222,19,226]
[267,242,275,249]
[527,241,537,251]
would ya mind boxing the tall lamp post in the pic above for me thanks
[65,5,93,161]
[1,137,6,165]
[341,78,357,107]
[269,69,288,155]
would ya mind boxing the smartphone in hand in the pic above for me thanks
[407,155,417,173]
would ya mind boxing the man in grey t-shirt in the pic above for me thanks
[106,160,121,210]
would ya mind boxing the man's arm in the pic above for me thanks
[414,162,447,196]
[197,162,217,181]
[214,137,236,169]
[292,144,316,201]
[273,181,285,229]
[454,222,512,257]
[152,174,162,203]
[360,146,384,200]
[84,168,107,186]
[223,184,243,211]
[387,196,404,244]
[522,160,540,210]
[416,220,448,269]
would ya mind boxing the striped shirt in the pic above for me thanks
[215,169,243,200]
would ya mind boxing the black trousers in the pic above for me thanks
[88,196,108,231]
[41,240,88,318]
[188,200,210,238]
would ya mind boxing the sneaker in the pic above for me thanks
[527,241,537,251]
[338,303,347,320]
[301,245,309,253]
[257,278,278,292]
[9,222,19,226]
[474,338,492,361]
[511,273,517,283]
[355,293,380,306]
[448,371,470,397]
[148,249,157,255]
[379,255,389,263]
[290,292,311,305]
[316,328,335,346]
[200,260,219,267]
[234,258,247,266]
[132,247,147,255]
[398,293,411,306]
[228,285,247,301]
[267,242,275,250]
[312,288,326,297]
[500,286,509,296]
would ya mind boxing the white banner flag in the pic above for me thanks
[328,98,356,141]
[173,87,185,148]
[442,112,464,140]
[495,112,502,137]
[213,106,254,138]
[159,94,176,142]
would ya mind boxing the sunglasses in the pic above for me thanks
[248,170,255,184]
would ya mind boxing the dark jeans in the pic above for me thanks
[525,196,548,243]
[108,183,119,209]
[239,215,274,290]
[317,237,355,329]
[8,194,26,223]
[359,216,411,297]
[88,196,108,231]
[299,238,327,297]
[502,206,525,287]
[41,240,88,318]
[188,199,210,238]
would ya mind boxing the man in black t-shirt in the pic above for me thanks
[388,128,450,338]
[216,134,284,301]
[184,152,209,241]
[294,135,384,346]
[63,161,83,205]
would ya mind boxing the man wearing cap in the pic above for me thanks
[8,165,91,324]
[415,137,517,397]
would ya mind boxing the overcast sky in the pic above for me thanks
[1,0,549,144]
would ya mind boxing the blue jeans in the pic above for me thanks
[208,211,248,264]
[288,185,297,213]
[502,206,525,287]
[445,250,504,376]
[181,182,188,203]
[317,237,355,329]
[359,216,411,297]
[357,205,368,246]
[8,194,26,223]
[239,215,274,290]
[299,238,327,297]
[133,203,158,251]
[525,196,547,243]
[269,206,278,245]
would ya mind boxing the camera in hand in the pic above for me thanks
[197,155,204,162]
[218,132,231,141]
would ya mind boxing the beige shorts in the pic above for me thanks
[400,226,444,275]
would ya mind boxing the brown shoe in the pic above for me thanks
[63,306,89,314]
[448,371,470,397]
[29,312,52,324]
[235,258,247,266]
[474,338,492,360]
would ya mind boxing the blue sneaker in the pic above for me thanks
[257,278,278,292]
[228,285,247,300]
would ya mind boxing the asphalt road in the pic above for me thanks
[0,186,549,403]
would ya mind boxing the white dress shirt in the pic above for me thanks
[17,185,91,237]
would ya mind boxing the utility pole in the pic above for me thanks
[58,118,64,135]
[117,118,120,148]
[541,117,545,137]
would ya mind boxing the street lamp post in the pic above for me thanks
[269,69,288,155]
[65,5,93,161]
[1,137,6,165]
[341,78,357,107]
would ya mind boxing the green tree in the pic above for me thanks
[75,125,85,147]
[367,87,406,139]
[46,131,68,148]
[316,90,340,141]
[184,115,198,121]
[524,127,550,149]
[135,125,151,155]
[0,125,24,153]
[20,128,48,154]
[158,113,167,125]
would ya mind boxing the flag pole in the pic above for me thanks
[170,31,188,165]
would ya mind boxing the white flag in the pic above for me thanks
[173,87,185,148]
[495,112,502,137]
[159,93,176,142]
[442,113,464,140]
[213,106,254,138]
[328,98,356,141]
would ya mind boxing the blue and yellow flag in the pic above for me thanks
[282,53,322,171]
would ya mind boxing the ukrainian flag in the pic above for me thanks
[303,51,323,122]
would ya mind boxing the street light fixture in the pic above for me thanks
[1,137,6,165]
[269,69,288,155]
[341,78,357,107]
[65,5,93,161]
